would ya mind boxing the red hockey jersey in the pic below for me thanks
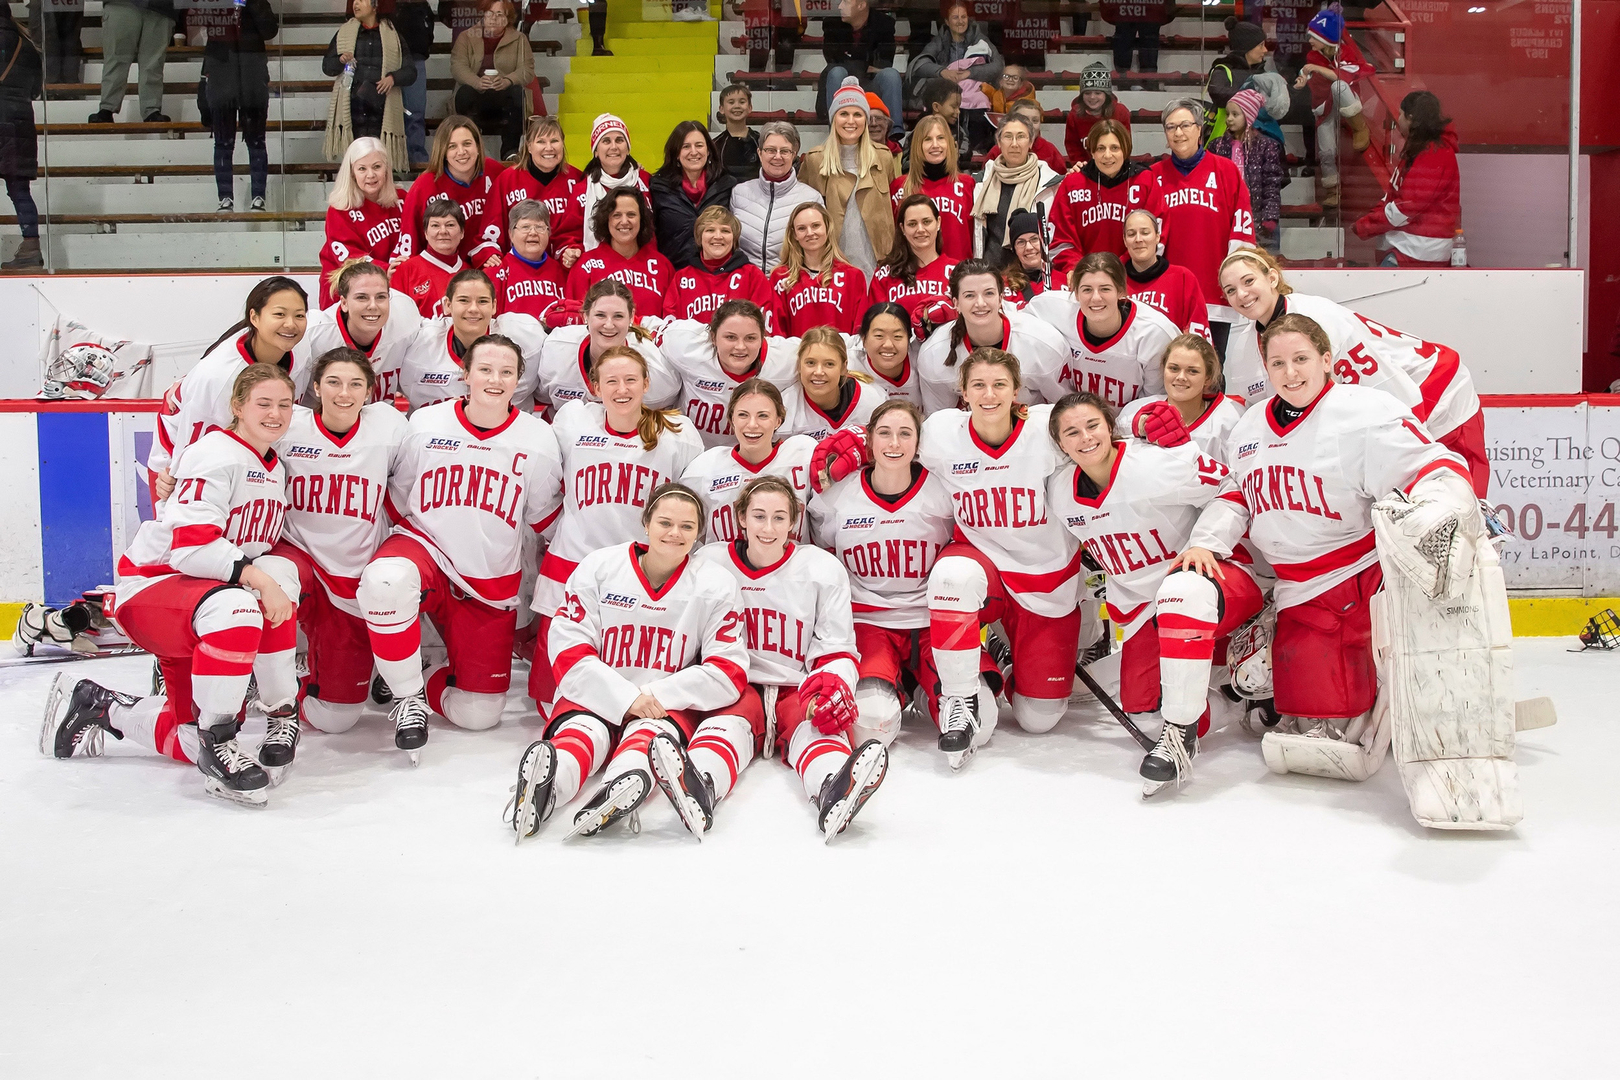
[494,250,568,320]
[1048,162,1163,277]
[390,251,464,319]
[889,173,977,261]
[318,194,404,309]
[493,161,585,255]
[565,243,674,323]
[662,254,775,324]
[767,261,868,336]
[396,159,506,266]
[1148,152,1255,310]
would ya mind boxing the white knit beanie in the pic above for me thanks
[590,113,629,156]
[828,76,870,119]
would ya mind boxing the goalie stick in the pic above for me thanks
[1074,662,1155,751]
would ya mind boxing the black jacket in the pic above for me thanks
[202,0,279,113]
[393,0,436,60]
[823,9,896,71]
[0,17,42,180]
[712,129,760,183]
[648,169,739,270]
[323,21,419,117]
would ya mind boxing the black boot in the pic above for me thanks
[39,673,133,758]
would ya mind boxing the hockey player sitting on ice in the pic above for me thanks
[767,203,868,337]
[359,335,564,763]
[149,277,309,500]
[269,349,407,740]
[564,188,674,321]
[680,378,815,544]
[389,197,468,319]
[1177,314,1522,828]
[808,399,997,750]
[534,280,681,415]
[818,348,1083,765]
[653,300,800,448]
[780,328,886,443]
[492,200,567,321]
[916,258,1070,413]
[528,346,704,713]
[846,301,922,405]
[1024,251,1178,410]
[397,267,545,412]
[661,206,774,324]
[869,194,961,320]
[1046,392,1264,796]
[1217,246,1488,496]
[679,476,889,841]
[295,260,422,404]
[43,366,304,807]
[508,484,755,841]
[1116,334,1245,461]
[1121,209,1210,339]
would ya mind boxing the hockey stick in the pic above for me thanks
[1075,662,1155,751]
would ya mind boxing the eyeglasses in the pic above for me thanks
[760,146,794,156]
[1164,121,1200,133]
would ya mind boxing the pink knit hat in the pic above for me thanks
[1227,89,1264,129]
[590,113,629,155]
[828,76,870,119]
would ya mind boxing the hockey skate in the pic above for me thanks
[1237,696,1281,737]
[648,732,715,839]
[505,740,557,844]
[817,739,888,843]
[390,691,430,765]
[40,672,133,758]
[937,693,980,771]
[567,769,652,838]
[257,701,300,786]
[151,657,165,696]
[196,721,270,807]
[1140,719,1197,798]
[370,672,393,705]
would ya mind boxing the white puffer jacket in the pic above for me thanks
[732,170,825,275]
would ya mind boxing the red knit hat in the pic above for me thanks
[864,92,890,117]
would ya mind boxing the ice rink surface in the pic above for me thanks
[2,638,1614,1079]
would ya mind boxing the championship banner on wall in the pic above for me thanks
[1482,397,1620,595]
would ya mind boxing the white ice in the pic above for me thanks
[2,639,1613,1078]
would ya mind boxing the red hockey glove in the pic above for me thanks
[543,299,584,329]
[1131,400,1191,448]
[809,427,869,494]
[801,671,857,735]
[911,298,956,338]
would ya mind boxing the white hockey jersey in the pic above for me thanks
[549,543,750,723]
[807,466,956,630]
[1048,441,1250,641]
[293,291,423,404]
[1022,293,1175,408]
[915,310,1072,414]
[1190,383,1467,608]
[532,325,683,415]
[653,319,800,448]
[397,313,546,413]
[115,427,287,607]
[680,437,816,544]
[696,540,861,693]
[780,378,888,443]
[1221,293,1427,420]
[278,403,407,617]
[1345,310,1480,440]
[1116,394,1246,461]
[384,399,564,610]
[917,406,1081,617]
[846,339,923,406]
[150,333,310,479]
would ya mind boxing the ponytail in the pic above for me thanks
[204,275,308,359]
[592,344,683,451]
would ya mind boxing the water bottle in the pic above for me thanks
[341,59,355,92]
[1450,228,1468,267]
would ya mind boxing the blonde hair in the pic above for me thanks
[329,137,399,211]
[776,202,849,290]
[519,115,564,167]
[1219,246,1292,296]
[815,120,880,182]
[228,364,297,429]
[326,256,389,302]
[797,327,870,387]
[590,345,684,450]
[693,205,742,252]
[902,115,961,199]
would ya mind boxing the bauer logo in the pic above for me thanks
[952,461,979,475]
[1237,441,1258,459]
[601,593,638,609]
[845,516,876,530]
[285,445,323,460]
[426,437,463,452]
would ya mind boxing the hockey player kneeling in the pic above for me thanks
[1180,314,1527,829]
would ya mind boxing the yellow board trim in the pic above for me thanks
[0,602,23,641]
[1507,597,1618,637]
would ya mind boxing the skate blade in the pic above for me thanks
[39,671,69,756]
[945,742,975,772]
[1141,777,1175,799]
[566,776,647,839]
[402,747,421,767]
[823,744,887,844]
[649,739,706,841]
[204,777,269,808]
[510,744,556,844]
[264,763,290,788]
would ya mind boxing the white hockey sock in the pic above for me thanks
[606,718,681,784]
[439,687,504,731]
[253,648,299,710]
[789,721,850,802]
[551,714,611,805]
[358,556,425,697]
[929,554,989,697]
[688,713,754,801]
[1155,571,1220,727]
[853,678,902,747]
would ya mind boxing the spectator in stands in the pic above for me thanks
[580,112,651,249]
[986,97,1066,174]
[26,0,82,86]
[323,0,412,170]
[908,3,1000,151]
[649,120,737,270]
[393,197,468,318]
[712,83,761,182]
[800,77,900,278]
[204,0,281,207]
[494,115,585,259]
[1099,0,1173,86]
[911,77,972,170]
[865,93,902,156]
[1048,119,1159,278]
[732,120,823,273]
[1209,89,1284,254]
[1000,208,1049,303]
[450,0,531,159]
[1299,7,1371,209]
[393,0,436,166]
[972,114,1060,262]
[1204,17,1268,141]
[1353,90,1461,268]
[565,187,673,317]
[585,0,610,56]
[663,206,775,321]
[1065,62,1131,167]
[397,115,505,267]
[822,0,903,140]
[319,137,405,308]
[987,65,1036,116]
[893,114,973,261]
[0,9,42,271]
[89,0,175,124]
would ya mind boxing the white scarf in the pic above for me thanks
[972,154,1043,249]
[580,167,641,250]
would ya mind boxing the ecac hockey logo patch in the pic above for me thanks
[951,461,979,475]
[425,437,463,452]
[423,373,455,385]
[695,379,728,393]
[1236,441,1258,460]
[285,445,323,460]
[845,516,876,530]
[710,476,741,492]
[602,593,638,609]
[577,435,610,447]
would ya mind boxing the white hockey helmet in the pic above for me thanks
[1226,602,1276,699]
[40,342,118,400]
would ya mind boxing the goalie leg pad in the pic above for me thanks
[1261,691,1391,782]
